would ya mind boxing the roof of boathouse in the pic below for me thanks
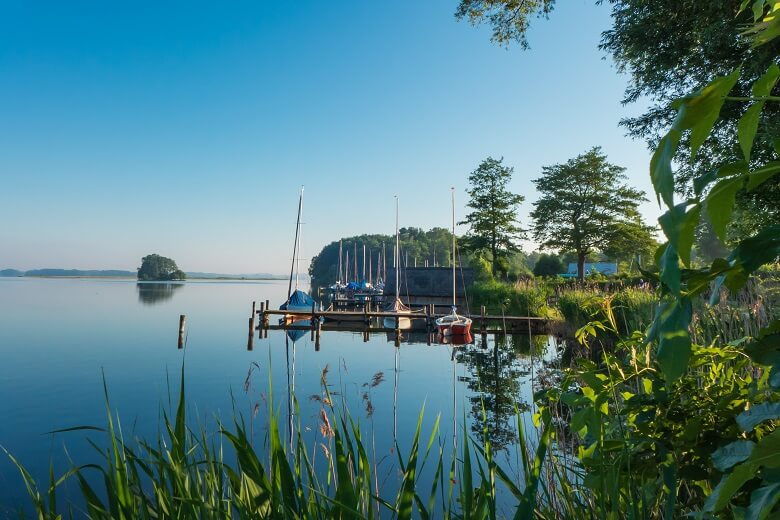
[566,262,618,276]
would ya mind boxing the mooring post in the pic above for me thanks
[315,322,321,351]
[247,317,254,351]
[480,305,486,333]
[364,301,369,324]
[178,314,186,349]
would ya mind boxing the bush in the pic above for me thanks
[533,253,563,277]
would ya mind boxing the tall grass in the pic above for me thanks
[6,362,570,519]
[556,286,656,337]
[470,280,555,318]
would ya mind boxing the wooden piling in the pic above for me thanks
[178,314,186,349]
[247,317,254,351]
[480,306,486,333]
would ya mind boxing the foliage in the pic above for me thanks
[533,253,563,277]
[556,286,656,338]
[137,254,185,281]
[454,0,780,237]
[470,279,553,317]
[454,0,555,48]
[460,157,526,277]
[539,318,780,519]
[308,228,454,291]
[600,0,780,238]
[530,146,651,281]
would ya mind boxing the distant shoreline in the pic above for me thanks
[0,270,290,281]
[2,275,287,281]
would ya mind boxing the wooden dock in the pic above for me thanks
[255,302,549,335]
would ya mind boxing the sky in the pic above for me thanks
[0,0,661,274]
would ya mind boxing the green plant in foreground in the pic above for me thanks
[5,360,563,519]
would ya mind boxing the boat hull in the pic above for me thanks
[435,315,473,336]
[383,315,412,330]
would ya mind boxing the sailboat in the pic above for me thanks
[280,187,316,317]
[435,188,472,337]
[384,197,414,329]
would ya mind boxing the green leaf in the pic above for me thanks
[651,129,682,208]
[747,483,780,520]
[704,462,756,513]
[676,70,741,160]
[752,0,766,21]
[748,161,780,191]
[748,429,780,468]
[730,225,780,274]
[738,103,764,161]
[659,242,681,294]
[712,440,756,471]
[705,176,744,241]
[656,297,693,381]
[738,64,780,160]
[737,402,780,432]
[659,202,701,267]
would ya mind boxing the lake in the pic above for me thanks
[0,277,557,517]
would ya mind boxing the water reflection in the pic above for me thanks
[456,334,549,451]
[136,282,184,305]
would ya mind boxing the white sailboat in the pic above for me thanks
[435,188,472,337]
[280,187,316,316]
[384,196,413,329]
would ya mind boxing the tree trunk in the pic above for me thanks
[577,251,586,283]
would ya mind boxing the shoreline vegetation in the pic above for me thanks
[7,1,780,518]
[0,269,287,280]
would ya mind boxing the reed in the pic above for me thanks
[6,363,574,519]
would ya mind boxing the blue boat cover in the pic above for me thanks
[286,327,307,342]
[280,289,315,310]
[346,282,361,290]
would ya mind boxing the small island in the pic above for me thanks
[137,254,186,281]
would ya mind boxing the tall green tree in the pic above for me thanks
[530,147,648,281]
[460,157,525,276]
[454,1,780,236]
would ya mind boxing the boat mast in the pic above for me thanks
[287,187,303,299]
[296,187,304,291]
[395,196,400,301]
[451,187,456,310]
[338,240,343,284]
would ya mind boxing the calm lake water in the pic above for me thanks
[0,277,557,517]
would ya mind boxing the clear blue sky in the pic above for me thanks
[0,0,659,274]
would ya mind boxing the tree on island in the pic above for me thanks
[530,147,651,281]
[137,254,186,281]
[460,157,525,277]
